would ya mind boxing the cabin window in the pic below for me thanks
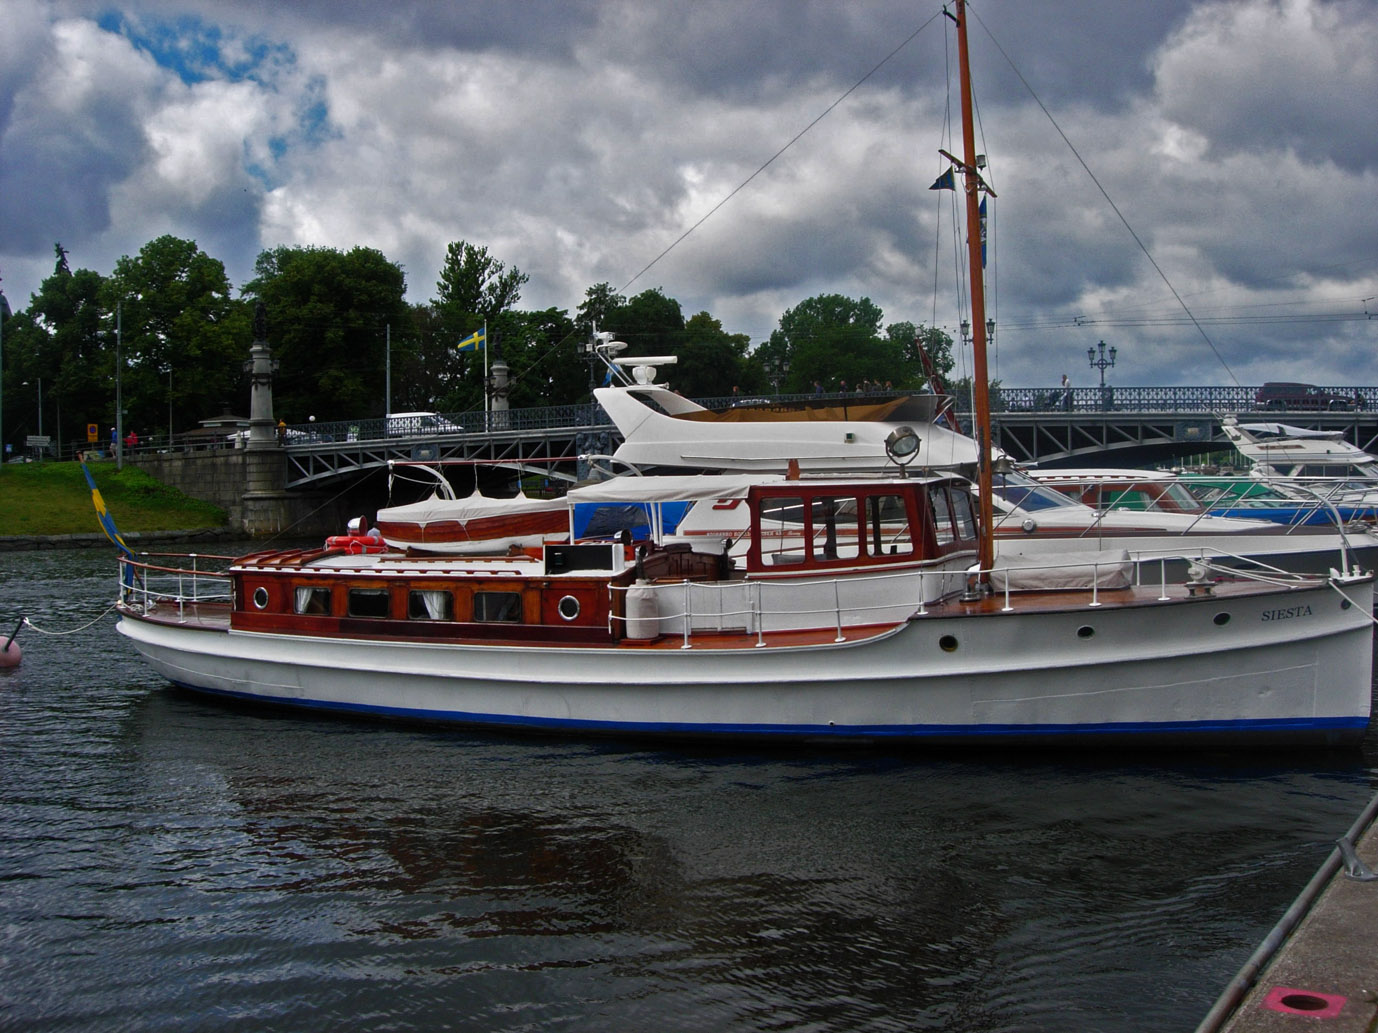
[810,495,859,560]
[294,586,332,616]
[864,494,913,556]
[951,489,977,542]
[474,591,523,623]
[408,590,453,621]
[759,495,808,564]
[347,588,391,618]
[931,488,955,545]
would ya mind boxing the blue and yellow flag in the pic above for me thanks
[81,463,132,557]
[457,327,486,352]
[929,168,955,191]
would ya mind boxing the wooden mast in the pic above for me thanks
[953,0,995,576]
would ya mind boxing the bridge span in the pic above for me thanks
[125,386,1378,536]
[272,388,1378,487]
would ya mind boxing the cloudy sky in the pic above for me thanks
[2,0,1375,388]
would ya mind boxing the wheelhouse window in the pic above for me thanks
[950,488,977,542]
[931,488,955,545]
[408,589,453,621]
[294,586,332,616]
[347,588,391,618]
[759,495,808,564]
[474,591,523,623]
[864,494,913,557]
[810,495,860,561]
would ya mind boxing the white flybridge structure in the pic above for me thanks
[1223,416,1378,503]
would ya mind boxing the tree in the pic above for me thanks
[765,294,900,391]
[885,321,955,391]
[244,245,408,419]
[104,235,250,438]
[429,241,530,414]
[574,282,625,337]
[608,288,685,359]
[673,312,755,397]
[6,245,110,451]
[489,307,584,410]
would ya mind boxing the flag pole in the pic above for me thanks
[483,319,489,415]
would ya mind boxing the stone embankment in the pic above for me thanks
[0,528,233,552]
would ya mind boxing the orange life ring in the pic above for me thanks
[324,534,388,555]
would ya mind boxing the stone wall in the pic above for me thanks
[128,449,348,537]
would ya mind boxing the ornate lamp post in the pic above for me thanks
[1087,340,1117,388]
[1087,340,1117,411]
[765,357,790,394]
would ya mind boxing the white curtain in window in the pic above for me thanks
[418,590,448,619]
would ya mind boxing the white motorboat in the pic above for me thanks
[109,0,1375,747]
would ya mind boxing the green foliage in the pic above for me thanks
[4,247,111,448]
[765,294,895,391]
[674,312,755,396]
[244,244,408,419]
[1,231,966,447]
[104,235,251,436]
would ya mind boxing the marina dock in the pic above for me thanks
[1198,791,1378,1033]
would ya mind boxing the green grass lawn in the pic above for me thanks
[0,460,226,537]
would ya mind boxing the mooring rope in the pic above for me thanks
[19,605,120,636]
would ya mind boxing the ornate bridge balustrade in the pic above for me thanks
[267,386,1378,486]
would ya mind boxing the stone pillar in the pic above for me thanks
[240,302,292,535]
[490,351,510,430]
[246,302,278,451]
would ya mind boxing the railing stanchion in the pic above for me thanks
[834,581,845,642]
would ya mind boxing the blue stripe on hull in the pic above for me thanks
[169,682,1369,746]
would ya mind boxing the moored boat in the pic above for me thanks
[109,0,1375,748]
[115,470,1374,745]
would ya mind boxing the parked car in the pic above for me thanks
[385,412,464,436]
[1254,382,1353,411]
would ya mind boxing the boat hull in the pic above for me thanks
[117,577,1374,747]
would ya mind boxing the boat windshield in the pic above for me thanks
[991,472,1081,511]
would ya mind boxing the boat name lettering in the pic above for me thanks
[1261,605,1313,622]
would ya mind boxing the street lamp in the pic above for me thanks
[1087,340,1118,412]
[765,357,790,394]
[1086,340,1117,388]
[22,378,41,436]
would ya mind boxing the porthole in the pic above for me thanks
[938,634,958,653]
[1213,612,1231,626]
[1076,625,1094,639]
[558,595,581,621]
[252,586,269,610]
[1341,599,1352,611]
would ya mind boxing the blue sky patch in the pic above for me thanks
[96,10,290,87]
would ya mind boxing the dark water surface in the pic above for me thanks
[2,545,1375,1032]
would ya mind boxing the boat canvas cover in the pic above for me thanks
[988,550,1134,591]
[565,473,785,505]
[378,489,564,525]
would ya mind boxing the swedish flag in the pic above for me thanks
[81,463,132,558]
[457,327,486,352]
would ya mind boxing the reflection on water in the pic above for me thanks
[1,546,1375,1032]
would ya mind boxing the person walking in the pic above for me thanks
[1060,374,1073,411]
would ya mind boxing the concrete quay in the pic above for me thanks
[1198,791,1378,1033]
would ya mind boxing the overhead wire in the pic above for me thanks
[967,3,1242,385]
